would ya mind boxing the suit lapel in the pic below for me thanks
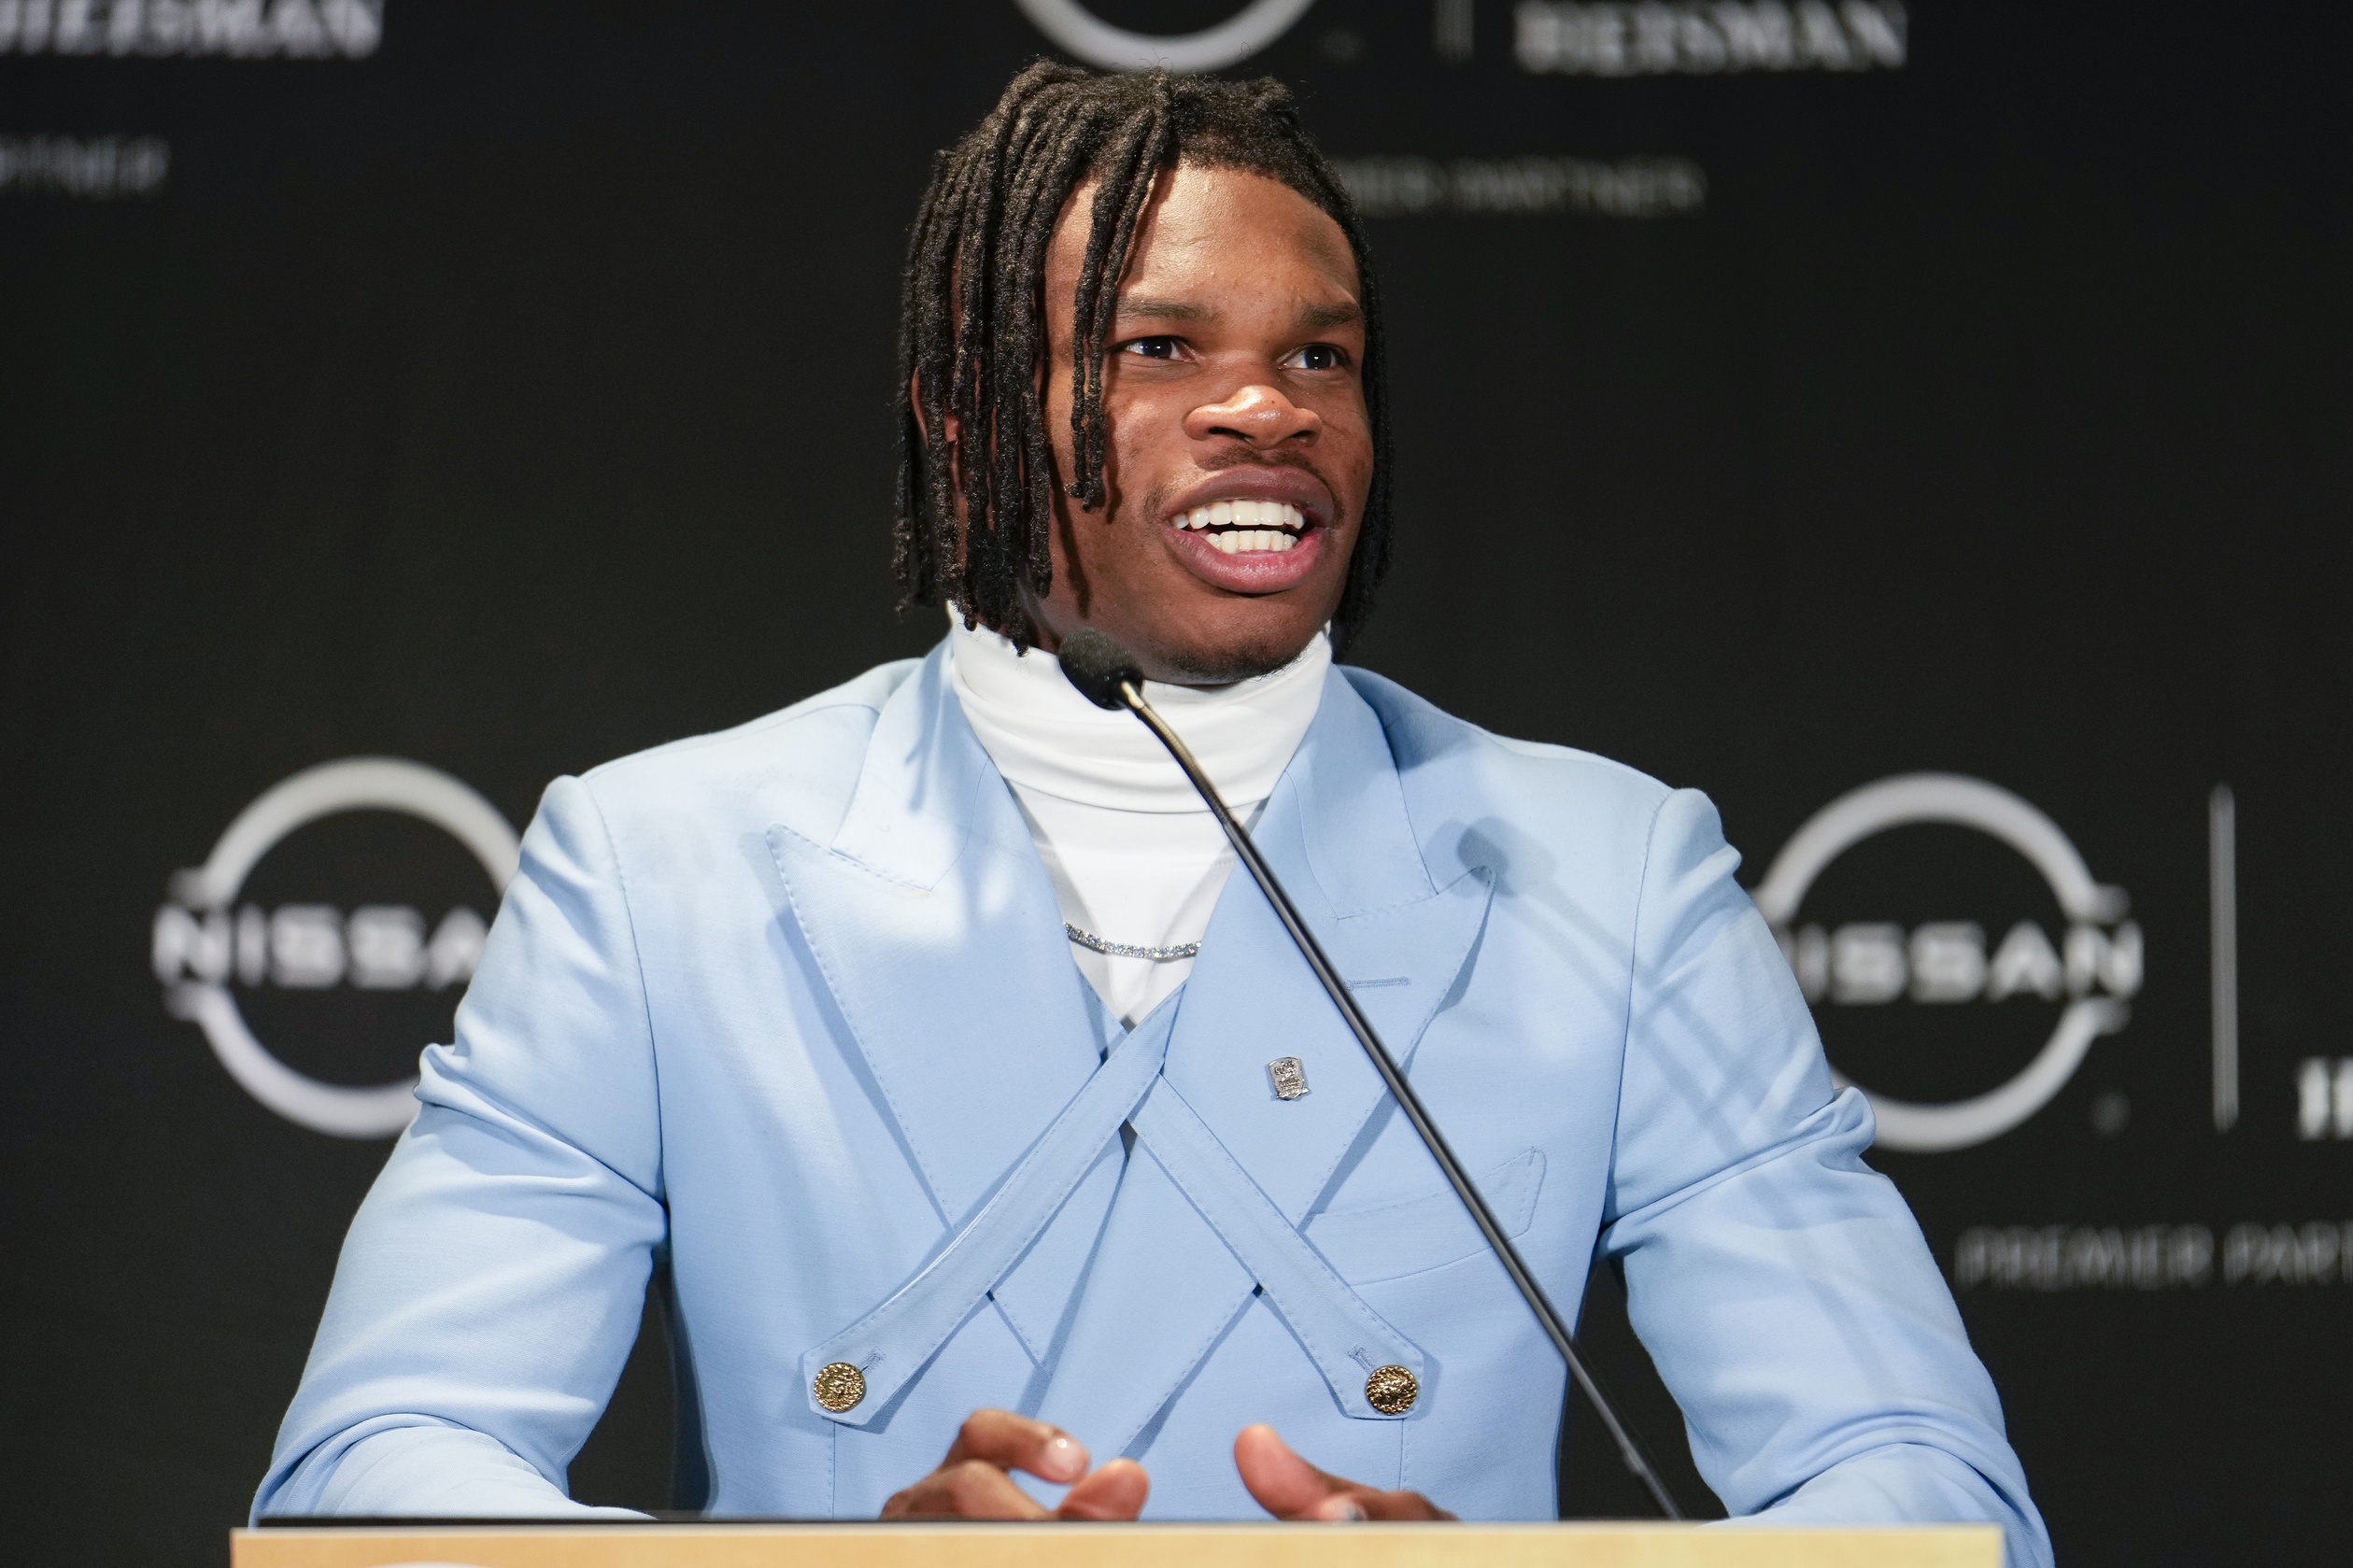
[1160,671,1495,1223]
[766,646,1103,1226]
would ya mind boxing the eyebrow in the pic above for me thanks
[1113,297,1214,324]
[1111,297,1365,332]
[1297,300,1363,331]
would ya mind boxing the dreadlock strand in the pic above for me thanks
[1003,113,1106,603]
[1070,91,1174,511]
[1061,105,1145,484]
[895,152,963,609]
[970,81,1091,637]
[1066,98,1163,505]
[983,115,1071,600]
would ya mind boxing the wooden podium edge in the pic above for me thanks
[234,1519,2004,1568]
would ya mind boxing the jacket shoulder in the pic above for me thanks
[572,657,921,838]
[1340,665,1675,814]
[1336,664,1698,903]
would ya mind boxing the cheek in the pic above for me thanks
[1102,386,1185,487]
[1331,405,1377,515]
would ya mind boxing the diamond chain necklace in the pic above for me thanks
[1062,922,1201,962]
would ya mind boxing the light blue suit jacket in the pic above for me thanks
[256,646,2048,1564]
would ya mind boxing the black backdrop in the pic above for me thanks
[4,3,2348,1564]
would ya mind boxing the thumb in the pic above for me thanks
[1235,1423,1349,1519]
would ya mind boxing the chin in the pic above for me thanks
[1149,618,1323,686]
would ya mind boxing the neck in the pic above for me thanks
[945,610,1331,812]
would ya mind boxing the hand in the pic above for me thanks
[880,1408,1150,1519]
[1233,1423,1456,1520]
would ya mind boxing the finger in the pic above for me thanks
[1233,1423,1350,1519]
[1056,1457,1151,1520]
[881,1459,1054,1520]
[941,1407,1090,1485]
[1339,1489,1454,1521]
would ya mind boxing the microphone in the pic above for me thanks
[1057,628,1686,1520]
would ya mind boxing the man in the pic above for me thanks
[257,64,2050,1561]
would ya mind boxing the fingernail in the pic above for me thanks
[1330,1500,1367,1522]
[1043,1434,1086,1480]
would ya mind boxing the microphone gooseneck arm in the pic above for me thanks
[1101,667,1687,1521]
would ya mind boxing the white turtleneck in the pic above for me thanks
[946,614,1331,1026]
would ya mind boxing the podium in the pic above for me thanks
[234,1521,2002,1568]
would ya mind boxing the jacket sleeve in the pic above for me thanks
[1600,788,2052,1568]
[252,775,666,1519]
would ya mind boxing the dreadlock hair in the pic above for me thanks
[892,62,1395,654]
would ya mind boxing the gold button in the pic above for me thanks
[1365,1364,1418,1415]
[814,1362,867,1412]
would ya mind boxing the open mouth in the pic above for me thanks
[1172,499,1308,554]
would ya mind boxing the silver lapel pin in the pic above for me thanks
[1268,1056,1310,1101]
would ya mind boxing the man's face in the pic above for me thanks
[1025,161,1373,685]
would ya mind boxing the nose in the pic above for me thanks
[1184,384,1322,448]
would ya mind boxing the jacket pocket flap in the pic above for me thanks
[1304,1150,1545,1284]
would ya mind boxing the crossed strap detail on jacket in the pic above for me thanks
[798,990,1426,1430]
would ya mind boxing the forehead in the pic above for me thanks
[1048,161,1360,310]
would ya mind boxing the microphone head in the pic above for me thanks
[1057,627,1144,711]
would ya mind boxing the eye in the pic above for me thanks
[1119,335,1184,360]
[1285,343,1347,372]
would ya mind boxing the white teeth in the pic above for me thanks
[1175,501,1306,533]
[1176,500,1309,552]
[1203,528,1299,555]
